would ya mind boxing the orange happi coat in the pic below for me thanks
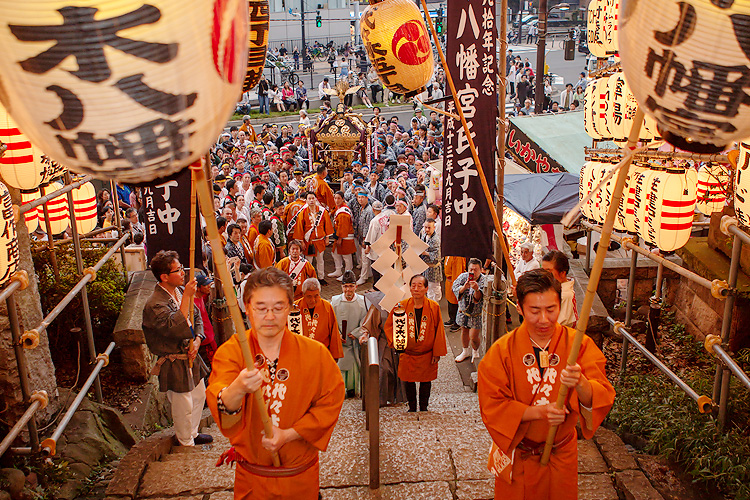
[247,224,260,248]
[477,322,615,500]
[315,175,336,211]
[255,233,276,268]
[284,199,306,227]
[207,329,345,500]
[276,257,317,300]
[333,206,356,255]
[293,205,333,255]
[444,256,466,305]
[384,297,447,382]
[294,297,344,360]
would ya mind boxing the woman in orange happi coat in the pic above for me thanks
[207,267,344,500]
[477,269,615,500]
[293,277,343,360]
[384,275,447,412]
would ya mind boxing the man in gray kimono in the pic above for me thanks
[420,218,443,302]
[142,250,212,446]
[331,271,370,398]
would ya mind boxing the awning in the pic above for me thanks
[503,172,580,225]
[506,112,614,176]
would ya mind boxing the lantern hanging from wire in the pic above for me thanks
[587,0,607,58]
[602,0,620,55]
[0,182,20,287]
[643,166,697,252]
[360,0,434,97]
[40,183,70,235]
[619,0,750,153]
[243,0,270,92]
[631,165,661,245]
[0,104,65,190]
[0,0,248,183]
[696,162,730,215]
[619,162,647,233]
[735,141,750,226]
[21,189,40,233]
[71,182,97,234]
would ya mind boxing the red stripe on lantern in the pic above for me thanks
[0,154,34,164]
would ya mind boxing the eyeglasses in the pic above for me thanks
[168,265,185,274]
[251,304,289,316]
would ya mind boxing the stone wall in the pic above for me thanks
[113,271,157,382]
[594,257,680,312]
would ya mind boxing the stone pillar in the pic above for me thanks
[0,186,59,423]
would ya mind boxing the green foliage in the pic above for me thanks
[608,370,750,499]
[33,242,126,341]
[6,455,70,500]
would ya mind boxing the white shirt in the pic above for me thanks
[559,278,578,328]
[513,256,540,280]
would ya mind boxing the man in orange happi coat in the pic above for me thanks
[384,275,447,412]
[443,256,466,331]
[255,220,277,269]
[292,191,333,282]
[247,208,262,248]
[292,278,343,360]
[477,269,615,500]
[328,191,356,280]
[312,163,335,212]
[207,267,344,500]
[276,240,317,300]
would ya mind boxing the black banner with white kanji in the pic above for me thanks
[441,0,498,259]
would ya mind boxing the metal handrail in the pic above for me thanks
[583,221,728,297]
[608,317,713,413]
[16,176,93,215]
[0,391,48,458]
[0,271,29,305]
[41,342,115,456]
[24,233,129,338]
[361,336,380,489]
[705,335,750,391]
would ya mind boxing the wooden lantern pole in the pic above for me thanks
[540,108,645,465]
[188,168,197,370]
[418,0,516,285]
[190,161,281,467]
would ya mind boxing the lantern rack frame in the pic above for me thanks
[587,61,621,80]
[584,147,731,165]
[582,218,750,428]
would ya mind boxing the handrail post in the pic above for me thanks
[0,391,48,458]
[366,336,379,489]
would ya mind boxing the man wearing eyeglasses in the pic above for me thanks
[206,267,345,499]
[142,250,212,447]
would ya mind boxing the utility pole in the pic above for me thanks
[534,0,548,114]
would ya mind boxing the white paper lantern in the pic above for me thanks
[392,305,408,351]
[0,182,20,287]
[71,182,97,234]
[593,161,617,224]
[620,0,750,153]
[643,167,697,251]
[0,0,248,183]
[580,161,600,220]
[735,141,750,226]
[696,162,730,215]
[0,103,65,190]
[40,183,69,235]
[618,162,647,233]
[587,0,607,58]
[594,78,613,140]
[21,190,40,232]
[602,0,620,55]
[584,84,602,140]
[631,166,660,244]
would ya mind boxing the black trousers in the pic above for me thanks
[447,302,458,325]
[404,381,432,411]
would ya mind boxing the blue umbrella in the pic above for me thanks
[504,173,580,225]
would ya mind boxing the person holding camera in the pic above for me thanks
[453,258,487,364]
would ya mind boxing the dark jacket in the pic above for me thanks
[142,284,207,393]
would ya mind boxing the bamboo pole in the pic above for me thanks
[191,162,281,467]
[188,168,198,370]
[540,108,645,465]
[418,0,516,285]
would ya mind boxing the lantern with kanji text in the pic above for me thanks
[643,166,697,252]
[360,0,434,97]
[0,182,20,287]
[587,0,607,58]
[0,0,248,183]
[696,162,730,216]
[619,0,750,153]
[735,141,750,226]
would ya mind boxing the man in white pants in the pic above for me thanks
[142,250,212,446]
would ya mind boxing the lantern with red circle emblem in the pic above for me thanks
[0,0,248,183]
[360,0,434,97]
[0,104,65,190]
[71,182,97,234]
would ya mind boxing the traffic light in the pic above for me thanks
[436,8,444,34]
[316,11,322,27]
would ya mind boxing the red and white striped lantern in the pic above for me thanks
[631,166,660,245]
[71,182,97,234]
[21,189,40,232]
[0,182,19,287]
[618,162,647,233]
[40,183,69,235]
[644,167,697,252]
[0,104,65,190]
[696,163,730,216]
[580,161,599,220]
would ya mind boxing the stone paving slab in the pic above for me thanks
[578,474,619,500]
[616,469,666,500]
[594,427,639,471]
[321,481,453,499]
[578,439,609,474]
[138,458,235,497]
[451,441,494,481]
[455,479,495,500]
[206,491,234,500]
